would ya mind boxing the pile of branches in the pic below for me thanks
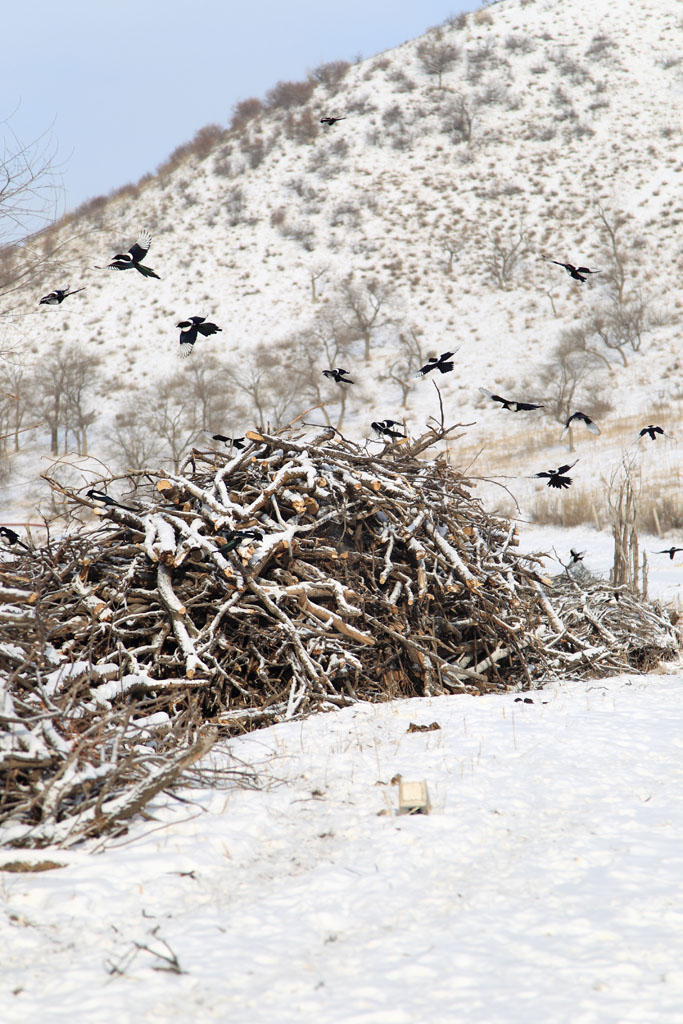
[1,424,679,846]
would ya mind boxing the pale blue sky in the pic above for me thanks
[3,0,473,219]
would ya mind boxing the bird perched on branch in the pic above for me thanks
[533,460,578,489]
[638,424,670,442]
[203,432,246,449]
[178,316,222,357]
[655,547,683,560]
[479,388,544,412]
[86,489,136,512]
[320,116,346,126]
[562,411,601,436]
[371,419,405,440]
[0,526,31,551]
[416,351,456,377]
[542,258,601,282]
[98,232,160,278]
[39,286,85,306]
[217,528,263,552]
[323,368,355,384]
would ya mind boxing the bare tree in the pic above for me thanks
[0,360,29,451]
[30,343,100,454]
[417,40,461,88]
[113,397,166,472]
[595,204,629,304]
[483,228,530,289]
[180,354,235,431]
[539,332,612,445]
[333,276,395,361]
[224,340,302,430]
[443,92,475,144]
[307,262,329,302]
[0,115,68,319]
[380,327,426,408]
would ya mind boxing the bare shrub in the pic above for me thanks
[230,97,263,131]
[309,60,350,88]
[585,32,618,60]
[225,186,246,226]
[241,134,265,169]
[157,124,224,176]
[505,33,536,54]
[387,68,417,92]
[265,79,315,111]
[284,109,318,144]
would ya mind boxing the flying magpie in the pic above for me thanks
[638,424,669,441]
[178,316,222,357]
[569,548,585,564]
[562,411,601,436]
[98,232,160,278]
[655,547,683,560]
[479,388,544,412]
[416,351,456,377]
[371,419,405,439]
[0,526,31,551]
[320,116,346,126]
[39,286,85,306]
[533,460,578,489]
[542,258,601,282]
[323,368,355,384]
[86,489,136,512]
[203,432,246,449]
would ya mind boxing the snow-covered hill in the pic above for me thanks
[3,0,682,530]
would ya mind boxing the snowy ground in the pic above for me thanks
[3,668,683,1024]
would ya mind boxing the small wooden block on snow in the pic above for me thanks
[397,779,431,815]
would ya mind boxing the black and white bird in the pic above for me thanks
[533,460,578,489]
[320,116,346,126]
[0,526,31,551]
[203,432,246,449]
[98,232,160,278]
[655,547,683,561]
[323,368,355,384]
[416,351,456,377]
[542,258,601,282]
[480,388,544,412]
[178,316,222,357]
[562,411,601,437]
[39,286,85,306]
[86,489,136,512]
[371,419,405,440]
[638,424,670,442]
[569,548,585,564]
[217,528,263,552]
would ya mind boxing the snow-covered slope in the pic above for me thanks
[3,0,683,528]
[3,671,683,1023]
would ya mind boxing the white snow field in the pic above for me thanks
[3,670,683,1024]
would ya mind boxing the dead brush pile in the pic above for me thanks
[1,424,679,846]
